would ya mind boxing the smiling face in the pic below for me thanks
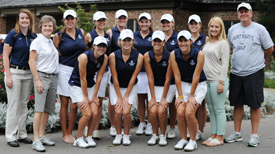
[209,20,221,39]
[178,37,192,54]
[41,21,54,39]
[152,38,165,51]
[94,18,106,30]
[161,20,174,32]
[19,12,30,28]
[237,8,253,24]
[116,15,128,27]
[138,18,151,31]
[188,20,201,34]
[64,15,77,29]
[93,43,107,57]
[121,38,133,50]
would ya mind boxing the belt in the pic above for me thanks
[38,71,57,77]
[10,65,30,70]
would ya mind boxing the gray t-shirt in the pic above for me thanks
[228,22,274,76]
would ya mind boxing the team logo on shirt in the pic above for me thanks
[106,38,110,42]
[147,37,152,41]
[19,37,22,40]
[190,59,195,65]
[162,61,167,66]
[96,63,101,68]
[197,40,202,46]
[170,40,176,46]
[129,60,135,66]
[78,34,82,39]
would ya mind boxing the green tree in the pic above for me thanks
[57,2,98,33]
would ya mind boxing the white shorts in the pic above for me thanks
[69,85,96,104]
[137,72,148,94]
[57,64,74,97]
[148,85,176,103]
[109,83,138,106]
[94,71,109,98]
[175,81,207,105]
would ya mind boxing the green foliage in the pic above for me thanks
[57,2,98,33]
[264,77,275,88]
[0,56,7,103]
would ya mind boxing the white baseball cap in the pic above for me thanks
[93,11,108,21]
[177,30,192,40]
[237,2,252,12]
[188,14,201,24]
[152,30,165,41]
[119,29,134,40]
[63,10,77,19]
[93,36,108,46]
[138,12,151,20]
[115,9,128,18]
[160,14,174,22]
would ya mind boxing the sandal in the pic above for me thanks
[202,138,213,145]
[206,139,224,147]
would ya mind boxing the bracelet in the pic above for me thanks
[178,95,183,98]
[219,82,224,85]
[189,95,196,97]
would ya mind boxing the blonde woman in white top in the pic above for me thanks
[202,16,230,147]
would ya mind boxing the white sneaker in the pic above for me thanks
[83,126,88,137]
[110,126,117,137]
[174,139,188,150]
[195,130,203,140]
[73,137,89,148]
[92,130,100,140]
[167,127,176,139]
[136,123,146,135]
[86,136,96,147]
[113,134,122,145]
[184,140,197,151]
[147,134,159,145]
[145,123,153,135]
[159,134,167,146]
[123,134,131,145]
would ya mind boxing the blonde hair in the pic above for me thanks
[14,9,34,34]
[39,15,57,32]
[207,17,227,43]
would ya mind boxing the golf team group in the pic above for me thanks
[2,2,274,152]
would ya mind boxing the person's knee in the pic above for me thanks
[82,112,92,121]
[123,111,131,119]
[185,110,195,121]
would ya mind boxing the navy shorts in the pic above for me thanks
[229,68,264,109]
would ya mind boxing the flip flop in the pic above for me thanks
[207,139,224,147]
[202,138,213,145]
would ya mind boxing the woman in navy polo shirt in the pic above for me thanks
[106,9,128,137]
[170,30,207,151]
[134,12,153,136]
[187,14,208,141]
[109,29,143,145]
[53,10,86,143]
[144,30,176,146]
[69,36,108,148]
[160,13,178,139]
[84,11,110,139]
[3,9,37,147]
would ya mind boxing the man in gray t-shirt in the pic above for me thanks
[225,2,274,147]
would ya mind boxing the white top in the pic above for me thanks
[203,40,230,82]
[228,22,274,76]
[30,34,59,74]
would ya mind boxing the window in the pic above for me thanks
[127,19,139,32]
[224,20,239,35]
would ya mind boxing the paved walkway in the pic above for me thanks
[0,115,274,154]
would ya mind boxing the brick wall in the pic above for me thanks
[0,16,6,34]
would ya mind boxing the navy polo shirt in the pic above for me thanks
[148,49,175,86]
[192,33,207,50]
[165,31,178,52]
[58,28,86,67]
[4,30,37,68]
[110,26,123,54]
[87,30,111,55]
[110,49,139,88]
[134,30,153,72]
[69,50,105,88]
[174,47,207,83]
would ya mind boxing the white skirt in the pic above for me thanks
[175,81,207,105]
[137,72,148,94]
[147,85,176,103]
[109,83,138,106]
[57,64,74,97]
[69,85,96,104]
[94,70,109,98]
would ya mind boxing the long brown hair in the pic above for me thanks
[14,9,34,34]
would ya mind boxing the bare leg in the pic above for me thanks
[68,99,77,141]
[39,112,49,137]
[234,105,244,132]
[108,98,115,127]
[150,105,159,135]
[176,103,187,140]
[138,94,147,123]
[250,108,261,134]
[122,104,133,135]
[87,103,99,136]
[185,103,199,141]
[114,106,123,134]
[33,112,42,141]
[169,97,176,128]
[93,97,103,131]
[158,105,168,135]
[196,99,207,132]
[76,103,92,139]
